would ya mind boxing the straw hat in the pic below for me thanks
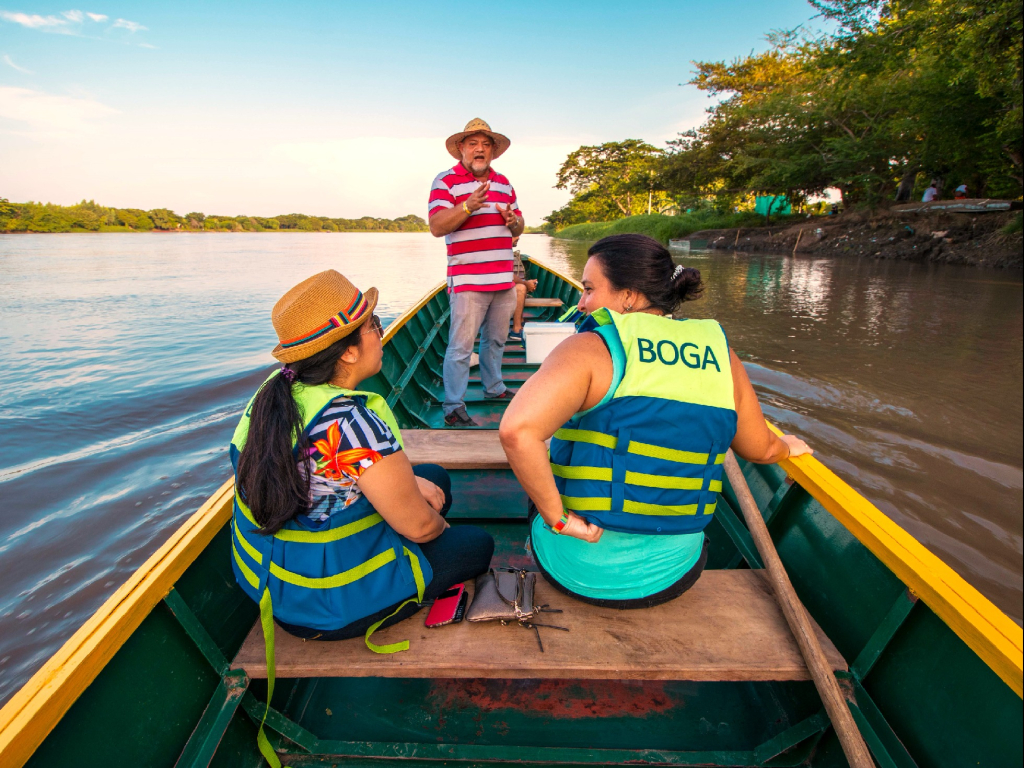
[446,118,511,160]
[271,270,378,363]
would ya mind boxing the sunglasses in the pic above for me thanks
[362,314,384,339]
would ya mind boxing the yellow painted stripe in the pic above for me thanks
[766,420,1024,697]
[381,281,447,345]
[0,479,236,768]
[269,548,396,589]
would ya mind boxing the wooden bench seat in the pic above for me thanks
[403,430,510,470]
[232,570,846,681]
[524,297,565,308]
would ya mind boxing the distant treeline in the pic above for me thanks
[0,198,429,233]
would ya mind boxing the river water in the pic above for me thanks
[1,233,1021,706]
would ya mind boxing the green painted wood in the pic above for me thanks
[850,590,918,681]
[175,671,250,768]
[165,588,231,676]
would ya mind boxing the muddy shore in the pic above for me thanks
[685,209,1023,268]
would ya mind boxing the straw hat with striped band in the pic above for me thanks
[271,270,378,363]
[446,118,511,160]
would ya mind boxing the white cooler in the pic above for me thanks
[523,322,576,365]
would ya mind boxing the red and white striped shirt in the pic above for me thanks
[428,163,523,293]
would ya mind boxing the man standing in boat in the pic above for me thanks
[428,118,524,427]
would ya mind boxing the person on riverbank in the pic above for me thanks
[499,234,812,608]
[428,118,524,427]
[231,269,494,647]
[508,236,538,343]
[922,180,940,202]
[954,184,969,199]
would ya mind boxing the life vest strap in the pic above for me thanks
[560,495,716,517]
[235,490,385,544]
[554,428,727,466]
[551,463,723,492]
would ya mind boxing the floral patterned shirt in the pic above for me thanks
[300,396,401,522]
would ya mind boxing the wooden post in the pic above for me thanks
[734,228,741,246]
[723,452,875,768]
[792,229,803,255]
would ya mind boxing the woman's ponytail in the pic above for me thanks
[236,332,362,534]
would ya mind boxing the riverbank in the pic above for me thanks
[685,209,1023,268]
[552,212,777,243]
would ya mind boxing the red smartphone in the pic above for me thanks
[425,584,467,628]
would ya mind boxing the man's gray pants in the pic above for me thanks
[443,287,517,416]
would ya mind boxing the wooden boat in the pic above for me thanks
[1,257,1020,768]
[891,198,1023,214]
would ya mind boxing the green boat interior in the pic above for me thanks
[10,258,1021,768]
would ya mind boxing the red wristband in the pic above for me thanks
[551,512,569,534]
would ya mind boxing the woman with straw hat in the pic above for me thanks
[230,270,494,652]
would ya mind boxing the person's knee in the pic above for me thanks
[515,284,527,299]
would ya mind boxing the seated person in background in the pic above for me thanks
[508,236,538,343]
[232,269,493,648]
[922,180,940,202]
[954,184,968,199]
[499,235,811,608]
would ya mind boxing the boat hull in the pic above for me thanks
[2,257,1020,768]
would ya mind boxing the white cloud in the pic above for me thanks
[86,12,107,22]
[0,11,70,28]
[111,18,145,33]
[62,9,84,22]
[3,54,33,74]
[0,86,118,134]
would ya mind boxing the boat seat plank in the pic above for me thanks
[232,570,846,681]
[524,298,565,308]
[403,430,509,470]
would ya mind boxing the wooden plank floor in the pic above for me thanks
[232,570,846,681]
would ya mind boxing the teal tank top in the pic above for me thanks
[530,515,703,600]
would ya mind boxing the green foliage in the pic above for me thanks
[0,200,431,233]
[553,211,771,243]
[546,140,674,229]
[547,0,1022,224]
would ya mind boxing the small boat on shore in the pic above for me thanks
[1,257,1020,768]
[892,198,1022,214]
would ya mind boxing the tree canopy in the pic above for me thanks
[545,0,1022,227]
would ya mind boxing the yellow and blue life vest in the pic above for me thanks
[229,372,430,636]
[230,372,430,767]
[549,308,737,535]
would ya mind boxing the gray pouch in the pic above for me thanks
[465,568,569,651]
[466,568,537,622]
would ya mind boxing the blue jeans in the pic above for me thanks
[277,464,494,641]
[443,288,517,415]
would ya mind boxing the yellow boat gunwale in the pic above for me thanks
[1,258,1020,768]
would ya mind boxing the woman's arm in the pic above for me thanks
[729,350,812,463]
[357,452,448,543]
[500,333,610,542]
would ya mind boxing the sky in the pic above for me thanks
[1,1,828,225]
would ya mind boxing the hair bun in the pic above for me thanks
[673,266,704,302]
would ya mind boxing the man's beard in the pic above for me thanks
[467,157,490,175]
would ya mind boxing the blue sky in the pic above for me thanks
[1,1,827,223]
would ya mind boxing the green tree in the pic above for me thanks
[555,140,670,218]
